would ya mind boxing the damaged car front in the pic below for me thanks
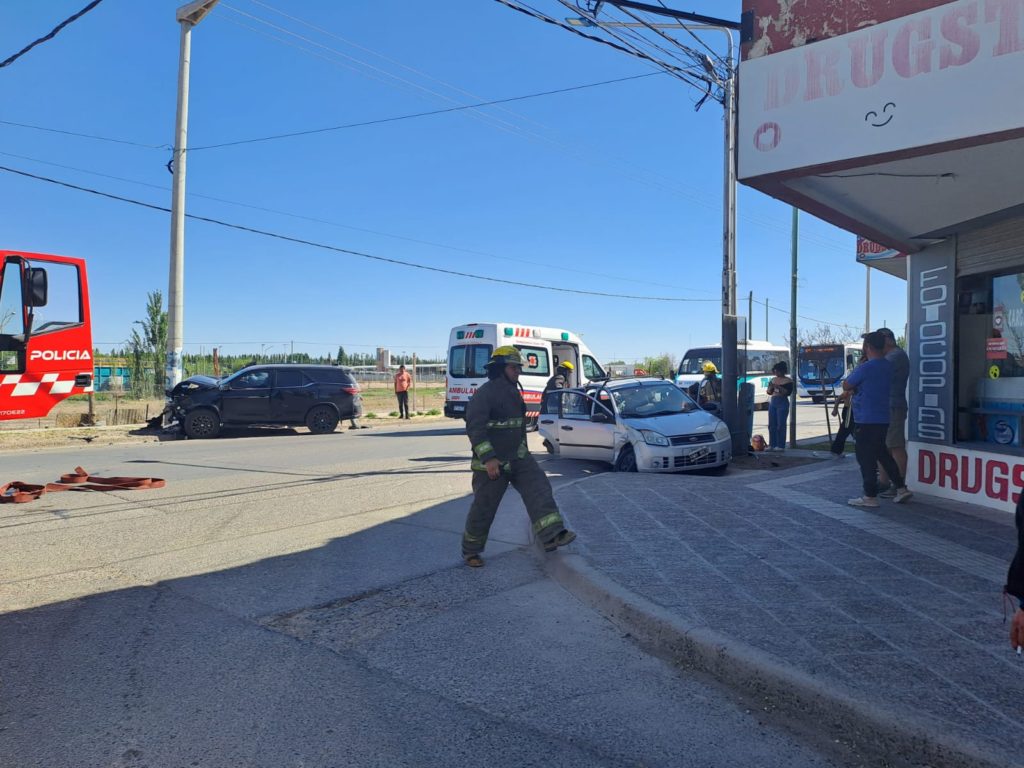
[163,375,221,430]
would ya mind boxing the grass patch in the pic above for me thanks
[388,411,399,417]
[426,408,440,416]
[365,412,378,419]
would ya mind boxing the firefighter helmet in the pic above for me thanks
[702,362,719,374]
[488,346,524,367]
[558,361,574,371]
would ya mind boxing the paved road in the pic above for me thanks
[753,398,845,445]
[2,422,840,767]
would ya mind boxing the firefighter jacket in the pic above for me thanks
[543,372,568,396]
[466,376,529,471]
[698,375,722,404]
[1006,495,1024,601]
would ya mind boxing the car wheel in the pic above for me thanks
[542,439,554,454]
[183,408,221,439]
[306,404,339,434]
[614,445,638,472]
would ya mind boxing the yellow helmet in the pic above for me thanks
[702,362,719,374]
[489,346,524,367]
[559,361,574,371]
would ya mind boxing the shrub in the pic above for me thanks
[426,408,440,415]
[388,411,399,417]
[365,412,378,419]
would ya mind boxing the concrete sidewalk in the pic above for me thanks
[547,458,1021,768]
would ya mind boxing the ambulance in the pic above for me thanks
[445,322,605,427]
[0,250,94,420]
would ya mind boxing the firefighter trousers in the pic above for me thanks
[462,453,566,555]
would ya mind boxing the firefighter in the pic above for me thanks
[462,346,576,567]
[543,360,574,396]
[697,362,722,405]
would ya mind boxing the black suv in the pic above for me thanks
[166,365,363,439]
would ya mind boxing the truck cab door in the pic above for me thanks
[0,252,93,421]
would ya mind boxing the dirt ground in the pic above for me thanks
[0,384,448,453]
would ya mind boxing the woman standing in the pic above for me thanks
[766,361,794,452]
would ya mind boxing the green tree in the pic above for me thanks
[128,291,168,398]
[336,346,347,365]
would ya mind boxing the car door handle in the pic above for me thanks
[560,425,573,431]
[540,419,554,424]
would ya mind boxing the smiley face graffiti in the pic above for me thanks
[865,102,896,127]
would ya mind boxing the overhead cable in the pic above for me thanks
[190,71,661,150]
[0,0,105,69]
[490,0,697,84]
[0,165,718,304]
[0,119,166,149]
[0,149,712,294]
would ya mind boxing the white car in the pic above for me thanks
[539,378,732,473]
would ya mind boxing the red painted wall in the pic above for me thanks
[741,0,956,60]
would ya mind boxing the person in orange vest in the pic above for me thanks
[394,364,412,419]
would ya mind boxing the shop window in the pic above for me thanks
[957,270,1024,448]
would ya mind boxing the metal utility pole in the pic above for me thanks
[865,266,872,333]
[789,207,799,448]
[166,0,219,390]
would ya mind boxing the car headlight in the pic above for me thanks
[714,422,730,441]
[638,429,669,447]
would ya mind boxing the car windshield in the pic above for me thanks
[611,382,696,418]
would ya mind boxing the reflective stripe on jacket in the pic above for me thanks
[466,377,529,471]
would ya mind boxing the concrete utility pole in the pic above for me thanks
[565,3,744,452]
[166,0,219,390]
[865,266,872,333]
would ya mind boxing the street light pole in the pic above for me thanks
[166,0,219,391]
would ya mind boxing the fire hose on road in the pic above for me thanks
[0,466,165,504]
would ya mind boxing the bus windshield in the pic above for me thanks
[678,349,720,375]
[799,356,846,383]
[678,347,788,376]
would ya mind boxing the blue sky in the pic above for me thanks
[1,0,907,364]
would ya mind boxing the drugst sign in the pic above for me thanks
[738,0,1024,178]
[911,443,1024,512]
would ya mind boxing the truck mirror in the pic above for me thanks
[26,267,47,307]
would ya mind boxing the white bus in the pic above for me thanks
[675,341,791,408]
[445,322,605,425]
[796,343,863,402]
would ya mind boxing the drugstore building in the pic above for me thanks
[738,0,1024,512]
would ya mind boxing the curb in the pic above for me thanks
[542,550,1010,768]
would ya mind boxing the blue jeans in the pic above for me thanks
[768,396,789,449]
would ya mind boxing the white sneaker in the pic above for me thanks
[848,496,880,508]
[893,487,913,504]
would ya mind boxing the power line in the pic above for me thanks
[491,0,699,85]
[0,165,719,304]
[0,119,166,149]
[0,0,105,69]
[0,149,712,294]
[190,71,662,150]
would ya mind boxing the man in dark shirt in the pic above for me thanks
[876,328,910,495]
[842,332,912,508]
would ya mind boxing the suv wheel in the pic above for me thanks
[184,408,221,439]
[306,405,339,434]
